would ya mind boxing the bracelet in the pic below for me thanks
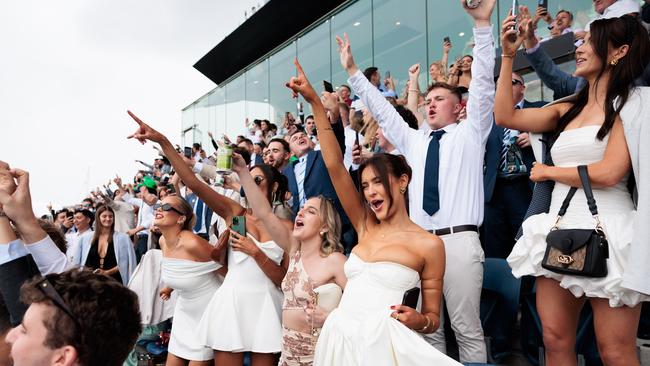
[417,315,432,332]
[258,256,269,268]
[408,89,420,93]
[501,53,515,58]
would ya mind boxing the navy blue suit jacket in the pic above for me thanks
[484,100,547,203]
[283,118,349,225]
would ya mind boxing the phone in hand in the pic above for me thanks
[385,70,391,79]
[443,36,451,44]
[354,131,360,146]
[402,287,420,309]
[231,215,246,237]
[538,0,548,12]
[183,147,192,159]
[509,0,519,42]
[323,80,334,93]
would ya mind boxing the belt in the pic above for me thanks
[430,225,479,236]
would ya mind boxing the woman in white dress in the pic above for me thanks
[232,153,347,366]
[285,58,460,366]
[73,205,136,285]
[127,111,289,366]
[152,194,221,365]
[495,14,650,366]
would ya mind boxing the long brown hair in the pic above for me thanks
[554,16,650,141]
[358,153,413,219]
[91,205,115,246]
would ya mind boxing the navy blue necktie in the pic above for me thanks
[193,198,204,233]
[423,130,446,215]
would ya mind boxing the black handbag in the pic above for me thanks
[541,165,609,277]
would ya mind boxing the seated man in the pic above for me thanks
[5,269,141,366]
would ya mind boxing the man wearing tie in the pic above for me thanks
[186,189,212,241]
[483,72,546,259]
[341,0,497,362]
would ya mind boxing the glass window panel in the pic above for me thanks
[298,21,332,116]
[225,74,247,139]
[246,59,270,121]
[207,87,226,153]
[192,95,209,150]
[373,0,427,95]
[269,42,297,127]
[181,105,195,147]
[330,0,372,93]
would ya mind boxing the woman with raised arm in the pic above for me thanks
[73,205,136,285]
[127,111,289,366]
[231,152,347,366]
[495,14,650,366]
[285,62,459,366]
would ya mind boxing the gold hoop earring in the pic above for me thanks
[610,58,619,66]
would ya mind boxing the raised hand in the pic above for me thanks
[443,40,452,53]
[0,161,17,196]
[335,33,358,76]
[320,91,339,112]
[0,168,36,226]
[500,14,529,56]
[408,64,421,81]
[461,0,496,26]
[231,152,248,174]
[126,110,166,144]
[285,58,319,103]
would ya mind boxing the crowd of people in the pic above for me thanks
[2,0,650,365]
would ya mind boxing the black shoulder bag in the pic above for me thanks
[541,165,609,277]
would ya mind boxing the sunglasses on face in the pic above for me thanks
[512,79,524,86]
[253,176,265,185]
[35,278,81,330]
[152,203,184,215]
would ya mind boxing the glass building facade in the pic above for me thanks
[182,0,597,151]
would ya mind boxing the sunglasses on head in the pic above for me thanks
[253,176,265,185]
[35,278,81,330]
[153,203,184,215]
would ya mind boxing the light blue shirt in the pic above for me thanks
[0,239,29,265]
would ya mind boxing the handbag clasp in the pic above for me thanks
[557,254,574,265]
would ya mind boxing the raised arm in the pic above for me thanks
[406,64,425,123]
[127,111,243,223]
[338,33,418,156]
[495,14,562,133]
[286,59,367,232]
[531,120,631,188]
[231,153,298,253]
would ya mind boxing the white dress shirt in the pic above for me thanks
[107,199,136,233]
[293,155,308,208]
[123,193,154,236]
[348,26,495,231]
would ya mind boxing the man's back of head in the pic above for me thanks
[5,269,141,366]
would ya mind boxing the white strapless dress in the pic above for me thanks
[198,234,284,353]
[313,253,461,366]
[508,125,650,307]
[161,258,221,361]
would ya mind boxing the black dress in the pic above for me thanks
[85,237,123,284]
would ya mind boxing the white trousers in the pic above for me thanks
[424,231,487,363]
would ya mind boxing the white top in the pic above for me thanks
[347,26,495,230]
[107,199,136,233]
[0,236,73,274]
[123,193,154,235]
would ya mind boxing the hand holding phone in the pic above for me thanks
[183,147,192,159]
[323,80,334,93]
[401,287,421,309]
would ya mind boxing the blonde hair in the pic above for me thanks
[361,115,378,147]
[315,195,344,256]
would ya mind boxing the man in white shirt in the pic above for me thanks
[104,188,136,234]
[64,209,94,263]
[339,0,496,361]
[119,179,156,263]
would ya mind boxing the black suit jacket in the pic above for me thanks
[0,255,41,327]
[484,99,547,203]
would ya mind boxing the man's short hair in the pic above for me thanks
[20,270,141,366]
[363,67,378,81]
[240,138,253,147]
[290,125,306,136]
[426,82,463,102]
[269,138,290,153]
[37,219,67,253]
[192,142,202,150]
[557,9,573,21]
[74,209,94,226]
[339,84,351,92]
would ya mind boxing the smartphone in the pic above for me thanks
[66,211,74,219]
[510,0,519,41]
[385,70,391,79]
[401,287,420,309]
[538,0,548,10]
[231,215,246,237]
[323,80,334,93]
[183,147,192,158]
[354,131,360,146]
[443,36,451,43]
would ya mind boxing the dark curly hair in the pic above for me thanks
[20,269,141,366]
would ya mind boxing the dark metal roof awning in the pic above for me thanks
[194,0,348,85]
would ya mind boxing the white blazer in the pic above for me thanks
[74,231,137,286]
